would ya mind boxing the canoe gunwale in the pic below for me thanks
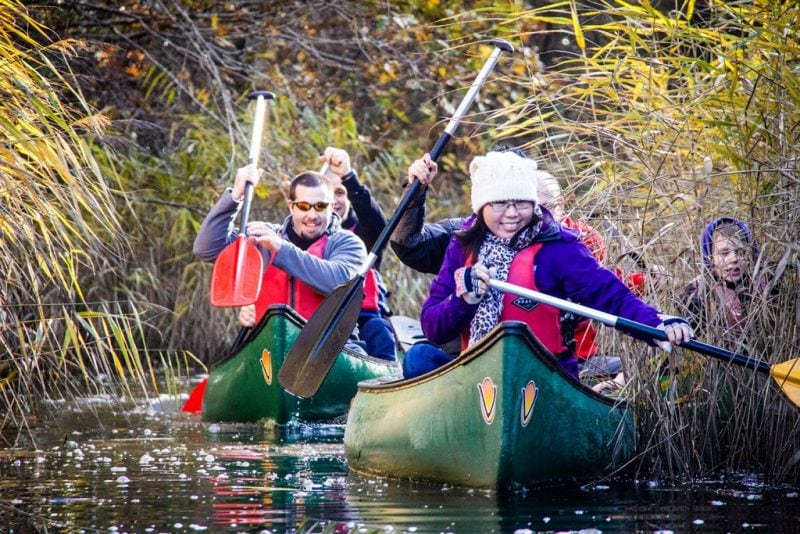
[209,304,396,370]
[356,320,628,408]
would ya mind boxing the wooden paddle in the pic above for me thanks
[487,278,800,407]
[209,90,275,307]
[278,39,514,398]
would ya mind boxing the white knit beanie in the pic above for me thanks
[469,151,540,213]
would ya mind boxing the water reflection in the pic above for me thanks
[0,396,797,532]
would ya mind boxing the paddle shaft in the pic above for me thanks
[357,39,513,276]
[239,91,275,232]
[487,279,772,373]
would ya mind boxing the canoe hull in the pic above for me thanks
[344,321,634,489]
[201,305,400,424]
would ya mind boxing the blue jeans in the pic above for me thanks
[402,342,455,378]
[358,312,397,361]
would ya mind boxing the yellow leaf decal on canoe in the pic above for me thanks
[260,349,272,385]
[477,377,497,425]
[521,381,538,427]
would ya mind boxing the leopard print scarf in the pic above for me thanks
[468,221,541,346]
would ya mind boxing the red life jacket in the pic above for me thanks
[563,218,600,359]
[461,244,567,356]
[254,236,328,321]
[344,222,381,313]
[361,268,380,312]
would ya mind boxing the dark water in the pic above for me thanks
[1,395,798,533]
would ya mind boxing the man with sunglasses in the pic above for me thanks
[194,163,369,355]
[318,147,396,361]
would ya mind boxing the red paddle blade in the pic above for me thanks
[210,235,263,307]
[182,377,207,413]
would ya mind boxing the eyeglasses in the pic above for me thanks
[488,200,534,213]
[291,200,330,212]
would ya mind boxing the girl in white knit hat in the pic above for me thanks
[401,150,693,379]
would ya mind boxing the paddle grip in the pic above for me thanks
[443,39,513,137]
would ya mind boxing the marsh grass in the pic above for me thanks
[0,1,195,445]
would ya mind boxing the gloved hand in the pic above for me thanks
[655,315,694,353]
[455,263,491,304]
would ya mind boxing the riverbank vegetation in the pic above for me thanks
[2,0,798,482]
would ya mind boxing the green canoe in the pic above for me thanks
[344,321,635,489]
[201,305,401,424]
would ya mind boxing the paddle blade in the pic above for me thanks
[182,377,207,413]
[278,278,364,398]
[210,235,263,307]
[771,358,800,407]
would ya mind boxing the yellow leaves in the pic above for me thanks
[569,0,585,51]
[379,62,398,84]
[685,0,696,21]
[211,14,229,36]
[495,111,555,138]
[392,107,410,124]
[512,63,528,76]
[477,44,494,60]
[196,87,211,106]
[71,113,110,132]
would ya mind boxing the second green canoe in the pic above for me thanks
[201,305,401,424]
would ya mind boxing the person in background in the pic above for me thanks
[389,157,466,275]
[680,217,763,342]
[318,147,396,360]
[400,149,693,379]
[193,164,368,355]
[536,172,605,366]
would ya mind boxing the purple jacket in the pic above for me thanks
[420,210,663,346]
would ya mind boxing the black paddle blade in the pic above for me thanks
[278,277,365,398]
